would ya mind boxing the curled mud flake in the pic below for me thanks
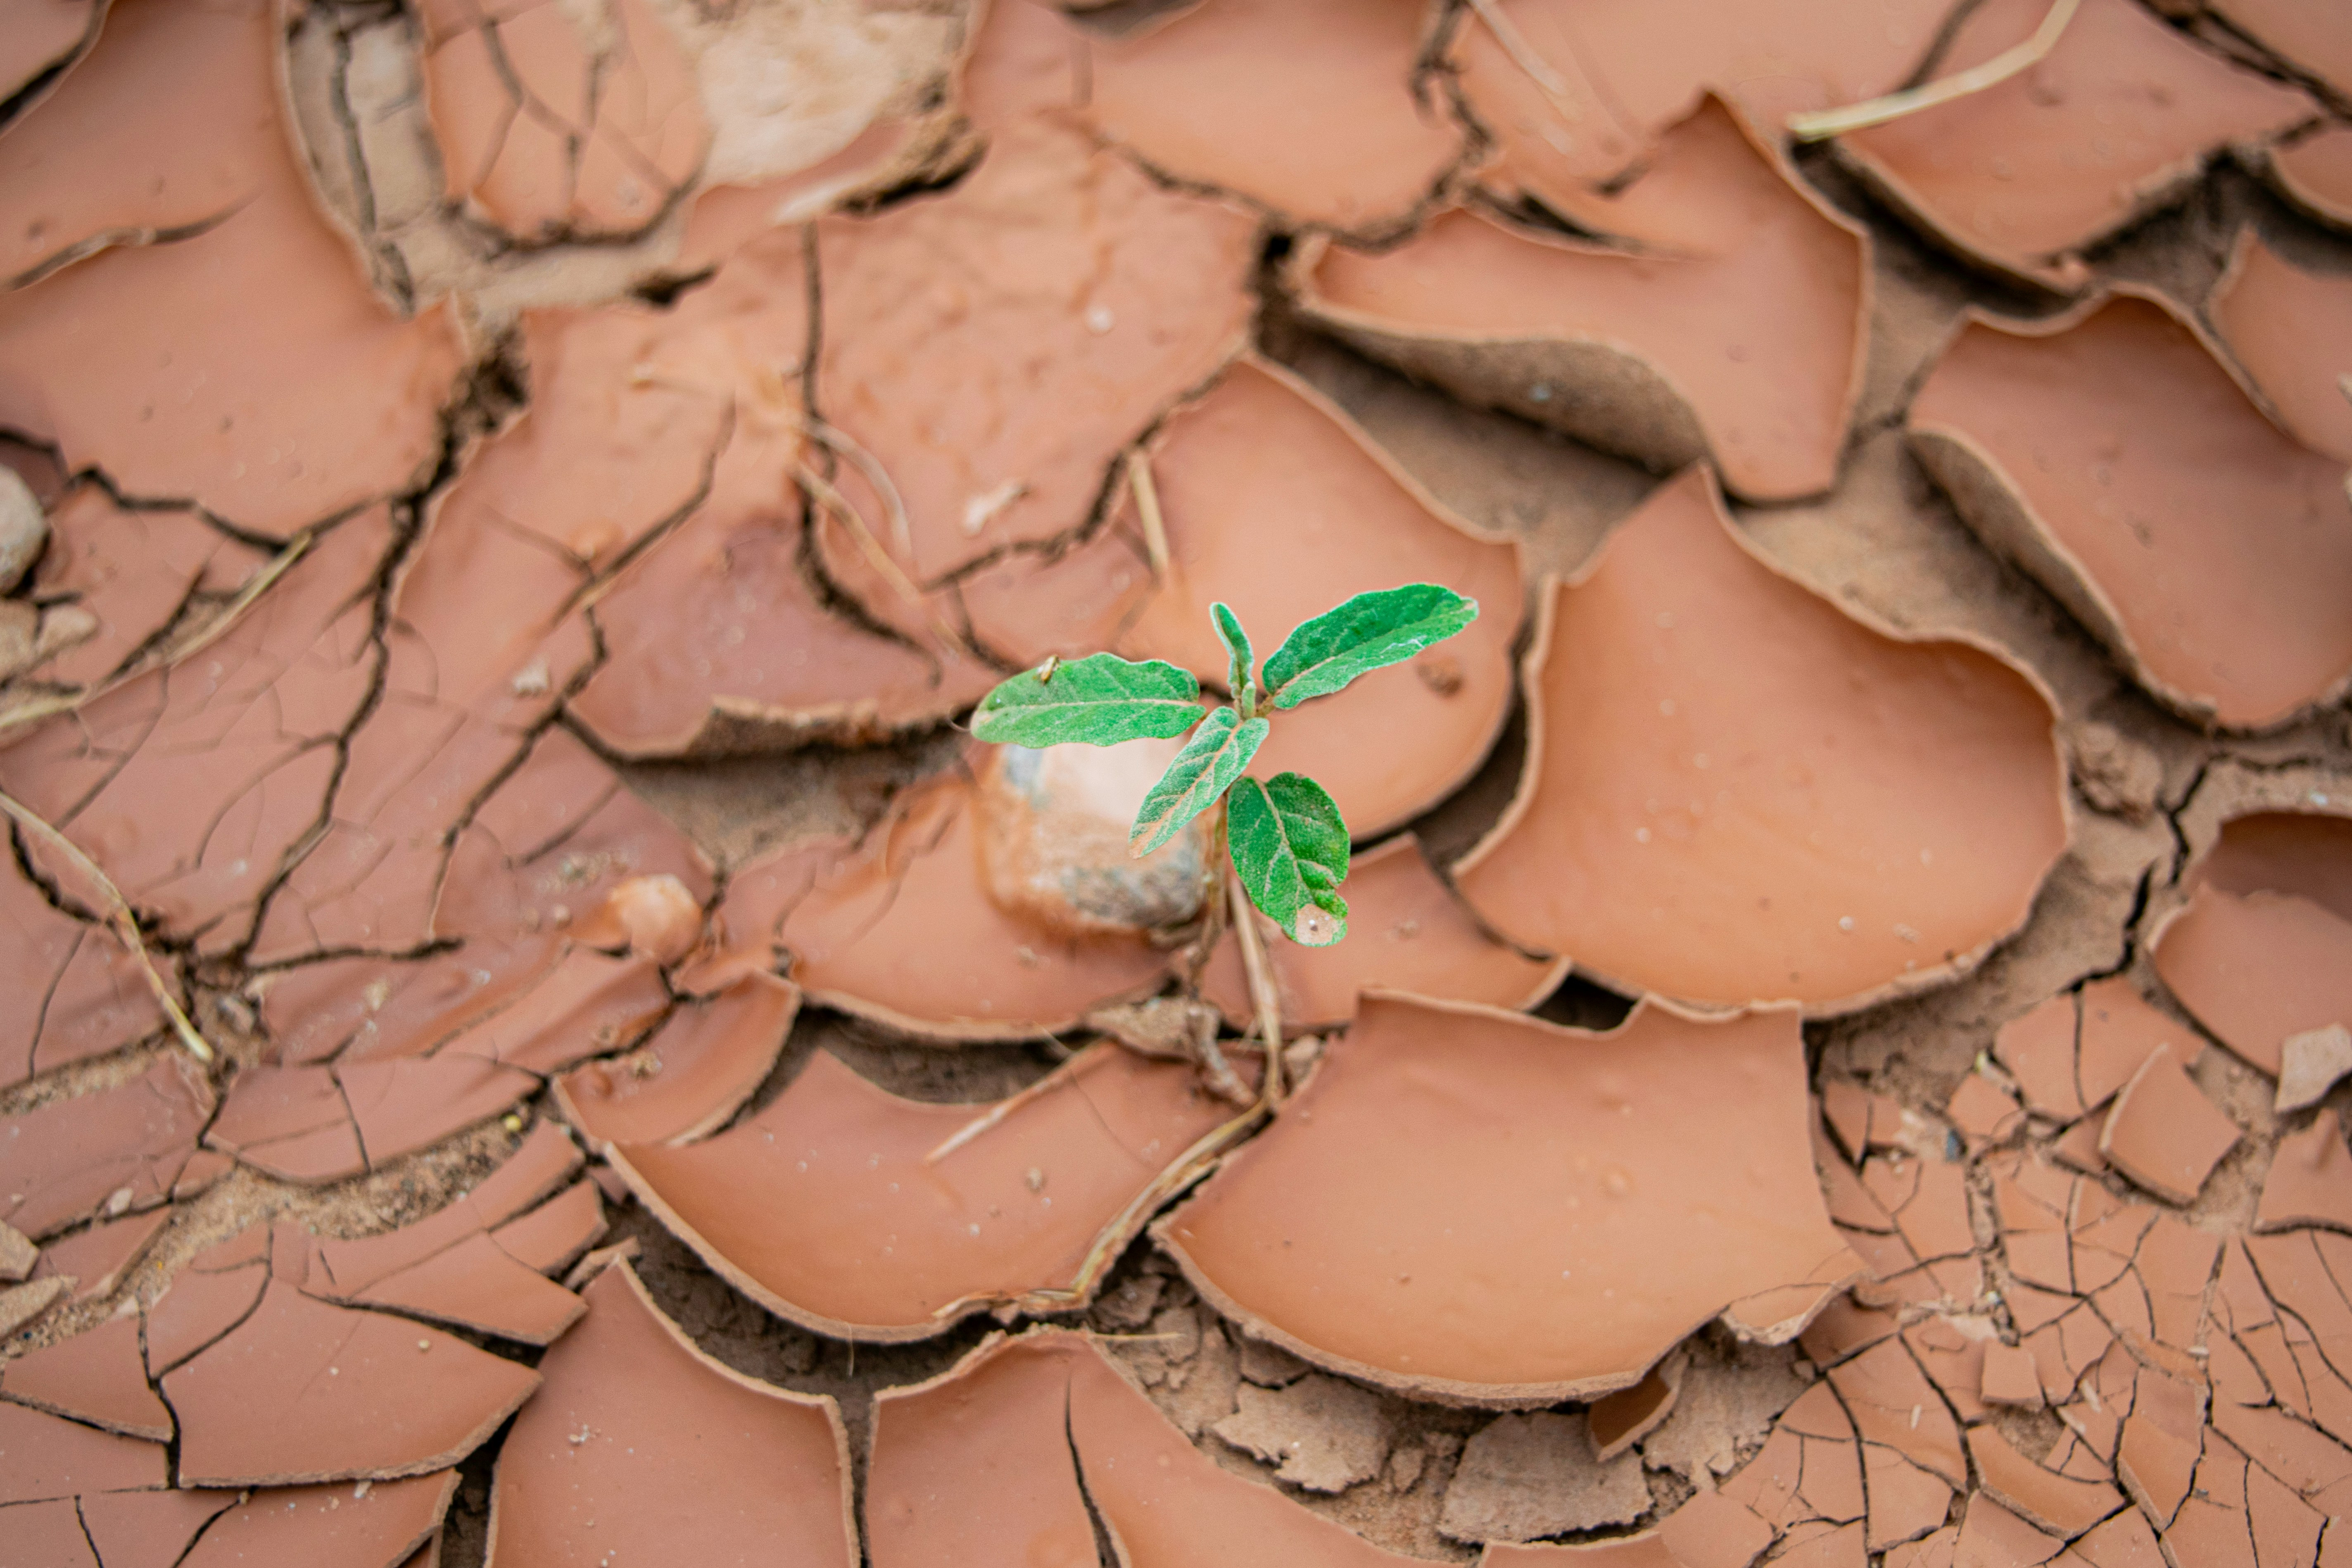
[614,1043,1242,1338]
[556,974,797,1149]
[173,1471,454,1568]
[0,853,161,1090]
[1116,360,1524,838]
[418,0,708,243]
[0,0,279,288]
[1062,0,1465,233]
[1160,995,1860,1404]
[435,725,714,950]
[1297,97,1869,502]
[1833,0,2314,290]
[955,521,1159,674]
[0,1,465,538]
[2151,822,2352,1077]
[1454,466,2065,1014]
[2,1312,170,1440]
[2097,1043,2241,1206]
[870,1329,1432,1567]
[488,1261,854,1567]
[0,1400,166,1503]
[1453,0,1950,193]
[2271,125,2352,230]
[774,767,1169,1040]
[978,738,1210,940]
[1913,287,2352,729]
[0,1055,212,1240]
[165,1278,538,1486]
[0,511,386,958]
[2208,232,2352,466]
[809,115,1255,591]
[1197,833,1565,1036]
[1969,1423,2124,1538]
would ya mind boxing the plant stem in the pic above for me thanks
[1787,0,2079,142]
[1228,862,1285,1106]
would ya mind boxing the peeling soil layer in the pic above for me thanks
[1,0,2351,1565]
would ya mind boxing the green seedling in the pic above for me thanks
[971,584,1478,947]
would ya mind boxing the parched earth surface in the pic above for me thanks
[1,0,2351,1564]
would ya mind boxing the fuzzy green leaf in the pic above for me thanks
[1212,601,1254,714]
[972,654,1203,748]
[1260,584,1478,710]
[1228,773,1349,946]
[1129,707,1267,855]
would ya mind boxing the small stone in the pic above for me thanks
[0,1274,72,1338]
[1212,1373,1390,1493]
[0,600,35,681]
[0,1221,35,1283]
[0,468,46,593]
[2276,1024,2352,1115]
[33,603,98,663]
[974,739,1208,936]
[1440,1411,1651,1542]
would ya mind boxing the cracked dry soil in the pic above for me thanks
[2,0,2352,1565]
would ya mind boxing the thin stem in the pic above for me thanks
[0,790,214,1066]
[1126,449,1172,582]
[1788,0,2079,143]
[1468,0,1578,117]
[796,463,975,657]
[1229,863,1284,1106]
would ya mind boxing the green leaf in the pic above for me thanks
[1212,601,1254,715]
[1260,584,1478,710]
[1227,773,1349,946]
[1129,707,1268,855]
[971,653,1203,747]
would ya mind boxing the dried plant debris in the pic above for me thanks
[1831,0,2315,290]
[1296,97,1869,502]
[2152,810,2352,1078]
[1454,466,2066,1015]
[869,1328,1432,1566]
[613,1043,1244,1340]
[809,112,1256,594]
[0,0,465,539]
[558,974,796,1149]
[733,761,1172,1040]
[964,0,1464,235]
[2207,230,2352,464]
[1910,289,2352,729]
[1196,834,1565,1036]
[487,1258,855,1566]
[1114,359,1525,838]
[1452,0,1952,192]
[1159,995,1860,1405]
[2270,124,2352,230]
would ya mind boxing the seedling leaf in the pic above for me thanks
[1212,601,1254,715]
[1228,773,1349,946]
[1130,707,1268,855]
[972,654,1203,747]
[1261,584,1477,709]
